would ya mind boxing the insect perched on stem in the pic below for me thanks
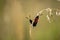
[26,13,43,28]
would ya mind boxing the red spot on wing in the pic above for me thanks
[34,18,39,23]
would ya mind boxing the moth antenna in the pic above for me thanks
[26,17,29,19]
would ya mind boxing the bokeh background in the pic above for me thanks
[0,0,60,40]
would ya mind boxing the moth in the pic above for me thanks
[26,13,43,27]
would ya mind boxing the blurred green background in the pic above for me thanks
[0,0,60,40]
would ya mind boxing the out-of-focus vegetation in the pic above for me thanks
[0,0,60,40]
